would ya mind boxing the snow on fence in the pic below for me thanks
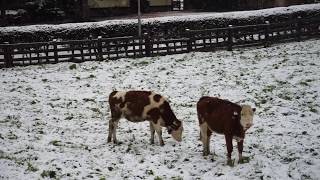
[0,17,319,68]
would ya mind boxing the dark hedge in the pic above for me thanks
[1,7,319,43]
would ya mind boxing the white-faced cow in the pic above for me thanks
[108,91,183,146]
[197,97,256,165]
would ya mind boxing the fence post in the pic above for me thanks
[296,16,302,41]
[144,32,151,57]
[97,36,103,61]
[264,21,270,48]
[185,29,192,52]
[4,42,13,68]
[53,39,58,63]
[227,25,233,51]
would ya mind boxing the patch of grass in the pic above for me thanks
[0,153,24,165]
[27,162,38,172]
[136,61,149,66]
[65,116,74,120]
[256,128,264,133]
[41,170,56,178]
[260,99,267,104]
[91,108,101,113]
[89,74,95,78]
[1,115,22,128]
[262,85,276,93]
[146,169,154,175]
[50,140,62,146]
[239,156,250,164]
[276,80,287,86]
[83,98,96,103]
[310,107,318,113]
[171,176,183,180]
[282,156,299,164]
[279,94,292,101]
[42,79,48,83]
[154,176,163,180]
[299,81,309,86]
[7,131,18,140]
[69,64,77,70]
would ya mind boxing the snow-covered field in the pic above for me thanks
[1,39,320,179]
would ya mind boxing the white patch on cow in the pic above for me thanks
[142,92,166,119]
[200,121,208,143]
[153,118,164,132]
[233,136,243,142]
[240,105,255,131]
[113,91,126,102]
[152,118,165,145]
[200,121,211,156]
[171,122,183,142]
[116,102,131,116]
[233,111,238,116]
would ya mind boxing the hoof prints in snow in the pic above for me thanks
[0,40,320,179]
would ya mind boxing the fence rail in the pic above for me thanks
[1,17,319,68]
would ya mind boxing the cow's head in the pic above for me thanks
[240,105,256,131]
[168,120,183,142]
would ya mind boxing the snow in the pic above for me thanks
[1,38,320,179]
[1,4,320,35]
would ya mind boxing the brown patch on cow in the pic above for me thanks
[197,97,242,136]
[153,94,162,102]
[147,108,161,123]
[124,91,152,117]
[159,101,178,127]
[119,103,125,108]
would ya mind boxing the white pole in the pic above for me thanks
[138,0,142,37]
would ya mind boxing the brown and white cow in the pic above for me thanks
[197,96,256,165]
[108,91,183,146]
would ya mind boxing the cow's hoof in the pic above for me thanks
[239,156,250,164]
[160,142,165,146]
[227,159,235,167]
[150,140,155,145]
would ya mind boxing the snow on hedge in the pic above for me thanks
[1,39,320,179]
[1,3,320,35]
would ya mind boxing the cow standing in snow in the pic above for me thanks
[197,97,256,165]
[108,91,183,146]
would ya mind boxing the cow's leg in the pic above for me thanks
[237,140,243,161]
[111,119,119,144]
[152,121,164,146]
[108,107,121,144]
[107,119,113,143]
[237,140,250,164]
[149,121,155,144]
[225,135,234,166]
[200,122,210,156]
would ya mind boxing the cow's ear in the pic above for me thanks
[252,108,256,112]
